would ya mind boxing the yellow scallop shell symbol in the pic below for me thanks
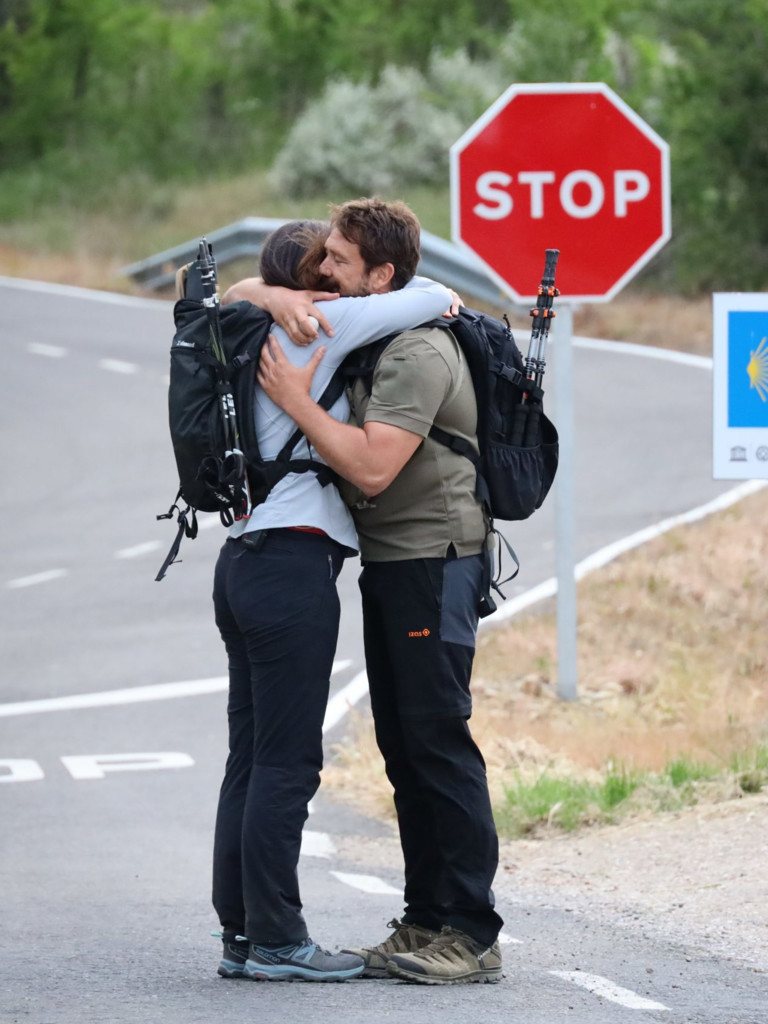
[746,337,768,402]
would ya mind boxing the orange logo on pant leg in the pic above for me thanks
[407,628,431,638]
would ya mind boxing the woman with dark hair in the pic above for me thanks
[257,219,333,291]
[210,221,452,983]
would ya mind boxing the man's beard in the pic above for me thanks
[318,272,340,292]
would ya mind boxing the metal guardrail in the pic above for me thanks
[121,216,512,308]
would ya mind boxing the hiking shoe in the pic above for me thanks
[386,926,503,985]
[211,930,250,979]
[244,938,364,982]
[342,918,440,979]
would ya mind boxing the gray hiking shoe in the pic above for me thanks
[211,930,250,979]
[244,937,364,982]
[342,918,440,979]
[386,926,503,985]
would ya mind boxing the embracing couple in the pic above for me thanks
[209,197,503,986]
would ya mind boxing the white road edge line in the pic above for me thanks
[574,334,712,370]
[0,275,168,310]
[0,659,354,719]
[486,478,767,627]
[550,971,670,1011]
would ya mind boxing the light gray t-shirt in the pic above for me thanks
[227,277,452,551]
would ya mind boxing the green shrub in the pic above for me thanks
[268,53,504,199]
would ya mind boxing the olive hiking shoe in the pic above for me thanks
[342,918,440,979]
[385,925,503,985]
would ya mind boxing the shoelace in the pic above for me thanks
[408,928,471,960]
[234,936,339,959]
[211,930,245,943]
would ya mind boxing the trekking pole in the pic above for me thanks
[197,238,252,521]
[510,249,560,446]
[526,248,560,394]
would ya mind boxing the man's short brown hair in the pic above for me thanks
[330,197,421,290]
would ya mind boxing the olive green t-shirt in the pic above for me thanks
[340,326,487,561]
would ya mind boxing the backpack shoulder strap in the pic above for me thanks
[273,365,348,464]
[341,334,399,394]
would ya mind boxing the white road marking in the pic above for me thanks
[0,276,167,309]
[0,759,45,784]
[488,479,768,627]
[331,872,402,896]
[61,751,194,780]
[98,358,138,375]
[115,540,164,560]
[499,931,523,945]
[0,661,354,718]
[574,334,712,370]
[550,971,669,1011]
[300,831,337,859]
[7,569,68,589]
[27,342,66,358]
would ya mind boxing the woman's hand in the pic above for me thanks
[442,288,464,318]
[222,278,339,345]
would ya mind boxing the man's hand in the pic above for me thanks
[258,336,421,496]
[258,336,326,416]
[222,277,338,345]
[442,289,464,319]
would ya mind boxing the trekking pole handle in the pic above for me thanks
[526,248,560,387]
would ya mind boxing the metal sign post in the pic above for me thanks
[553,304,578,699]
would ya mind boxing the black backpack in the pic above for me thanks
[429,308,558,522]
[155,250,343,581]
[342,308,559,614]
[343,307,558,521]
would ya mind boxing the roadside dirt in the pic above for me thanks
[334,792,768,973]
[495,793,768,972]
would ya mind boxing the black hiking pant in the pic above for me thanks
[211,529,345,943]
[359,553,503,948]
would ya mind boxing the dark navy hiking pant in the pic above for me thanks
[211,529,345,943]
[359,553,503,949]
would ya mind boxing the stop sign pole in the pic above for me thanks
[450,82,671,699]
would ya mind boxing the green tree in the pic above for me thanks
[653,0,768,289]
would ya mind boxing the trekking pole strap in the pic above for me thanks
[491,527,520,592]
[155,502,197,581]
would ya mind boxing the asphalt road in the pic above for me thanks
[1,279,766,1024]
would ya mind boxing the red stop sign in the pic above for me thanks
[451,83,671,303]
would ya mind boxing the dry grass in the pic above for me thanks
[573,292,714,356]
[322,489,768,822]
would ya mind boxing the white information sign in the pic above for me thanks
[713,293,768,479]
